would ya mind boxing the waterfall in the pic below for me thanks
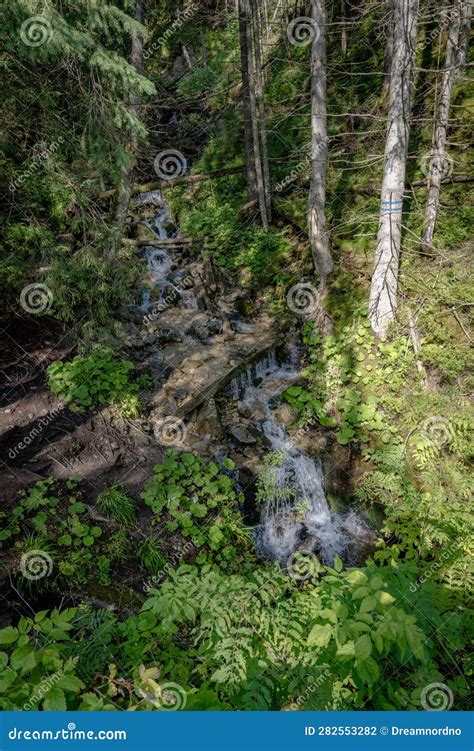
[228,353,370,567]
[136,191,198,314]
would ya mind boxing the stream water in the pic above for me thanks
[137,191,198,315]
[227,353,371,567]
[137,192,371,569]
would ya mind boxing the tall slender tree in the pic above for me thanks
[308,0,333,281]
[251,0,272,223]
[238,0,270,228]
[110,0,145,260]
[382,0,396,102]
[421,0,472,252]
[368,0,419,337]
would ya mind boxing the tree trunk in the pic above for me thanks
[341,0,348,56]
[368,0,419,337]
[308,0,333,281]
[109,0,144,260]
[238,0,258,203]
[382,0,396,102]
[456,0,472,70]
[251,0,272,223]
[421,0,472,252]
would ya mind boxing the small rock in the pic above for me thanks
[228,424,257,445]
[273,404,296,427]
[174,388,189,401]
[148,354,165,370]
[237,401,252,419]
[222,320,235,342]
[208,319,223,335]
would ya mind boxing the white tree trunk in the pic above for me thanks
[308,0,333,281]
[382,0,396,101]
[368,0,419,337]
[421,0,472,252]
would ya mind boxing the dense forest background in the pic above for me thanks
[0,0,472,712]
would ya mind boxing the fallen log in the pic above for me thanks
[100,165,245,200]
[121,237,194,247]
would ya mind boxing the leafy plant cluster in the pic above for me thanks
[0,557,471,711]
[293,318,473,599]
[0,478,108,586]
[47,348,149,417]
[1,1,155,325]
[141,451,254,572]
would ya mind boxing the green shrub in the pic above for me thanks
[47,348,144,416]
[96,487,136,526]
[141,451,253,571]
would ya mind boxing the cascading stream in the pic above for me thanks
[137,191,198,314]
[229,353,370,567]
[136,192,371,568]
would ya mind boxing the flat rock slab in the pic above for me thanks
[150,317,282,421]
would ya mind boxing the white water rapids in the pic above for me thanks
[136,191,371,569]
[137,191,198,314]
[229,353,371,567]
